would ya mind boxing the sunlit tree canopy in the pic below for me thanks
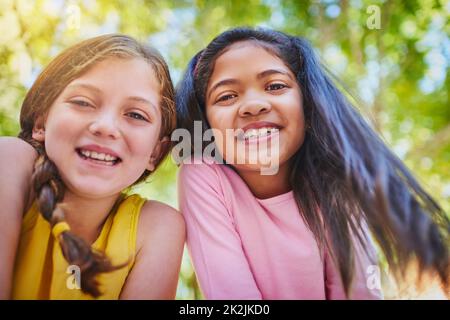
[0,0,448,299]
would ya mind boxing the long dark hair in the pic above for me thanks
[19,34,176,297]
[175,27,449,296]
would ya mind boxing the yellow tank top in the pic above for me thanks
[12,194,145,300]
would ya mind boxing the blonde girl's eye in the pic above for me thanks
[125,111,149,122]
[266,83,288,91]
[70,99,93,108]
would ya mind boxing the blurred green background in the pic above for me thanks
[0,0,448,299]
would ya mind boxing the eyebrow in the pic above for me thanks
[207,68,293,100]
[65,83,158,111]
[256,69,293,80]
[127,96,158,113]
[66,83,102,94]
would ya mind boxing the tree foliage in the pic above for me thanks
[0,0,448,299]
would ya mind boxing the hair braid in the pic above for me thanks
[30,144,126,298]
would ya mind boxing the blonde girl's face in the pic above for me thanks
[32,57,163,199]
[205,41,305,174]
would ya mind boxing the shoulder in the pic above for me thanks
[0,137,38,179]
[136,199,185,250]
[178,158,222,179]
[178,158,235,192]
[140,199,185,229]
[119,198,185,299]
[0,137,37,161]
[0,137,38,210]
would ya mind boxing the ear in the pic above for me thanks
[146,136,171,172]
[31,117,46,142]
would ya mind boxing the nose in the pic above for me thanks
[238,98,271,117]
[88,112,120,139]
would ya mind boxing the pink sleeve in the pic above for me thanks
[324,229,384,300]
[178,163,262,299]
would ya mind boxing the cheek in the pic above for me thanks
[293,106,305,132]
[289,90,305,128]
[279,92,305,151]
[205,108,216,128]
[43,115,77,154]
[285,106,306,152]
[206,108,232,156]
[207,104,231,125]
[128,129,159,158]
[206,107,234,136]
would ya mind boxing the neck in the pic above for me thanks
[235,161,292,199]
[60,192,122,245]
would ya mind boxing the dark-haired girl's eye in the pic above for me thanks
[266,83,287,91]
[216,94,237,103]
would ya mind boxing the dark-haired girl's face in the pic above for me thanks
[205,41,305,176]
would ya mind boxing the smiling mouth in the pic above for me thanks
[236,127,280,141]
[76,148,122,166]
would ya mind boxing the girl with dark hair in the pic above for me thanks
[0,34,185,299]
[176,27,449,299]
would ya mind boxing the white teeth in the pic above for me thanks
[242,127,279,140]
[81,150,91,157]
[80,149,118,162]
[247,129,258,137]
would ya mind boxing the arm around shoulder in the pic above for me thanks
[0,137,38,299]
[120,200,185,299]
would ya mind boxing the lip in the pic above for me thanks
[76,144,121,158]
[241,121,282,132]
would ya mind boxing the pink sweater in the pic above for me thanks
[178,160,383,300]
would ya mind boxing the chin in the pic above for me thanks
[234,152,281,166]
[232,162,272,173]
[67,181,122,199]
